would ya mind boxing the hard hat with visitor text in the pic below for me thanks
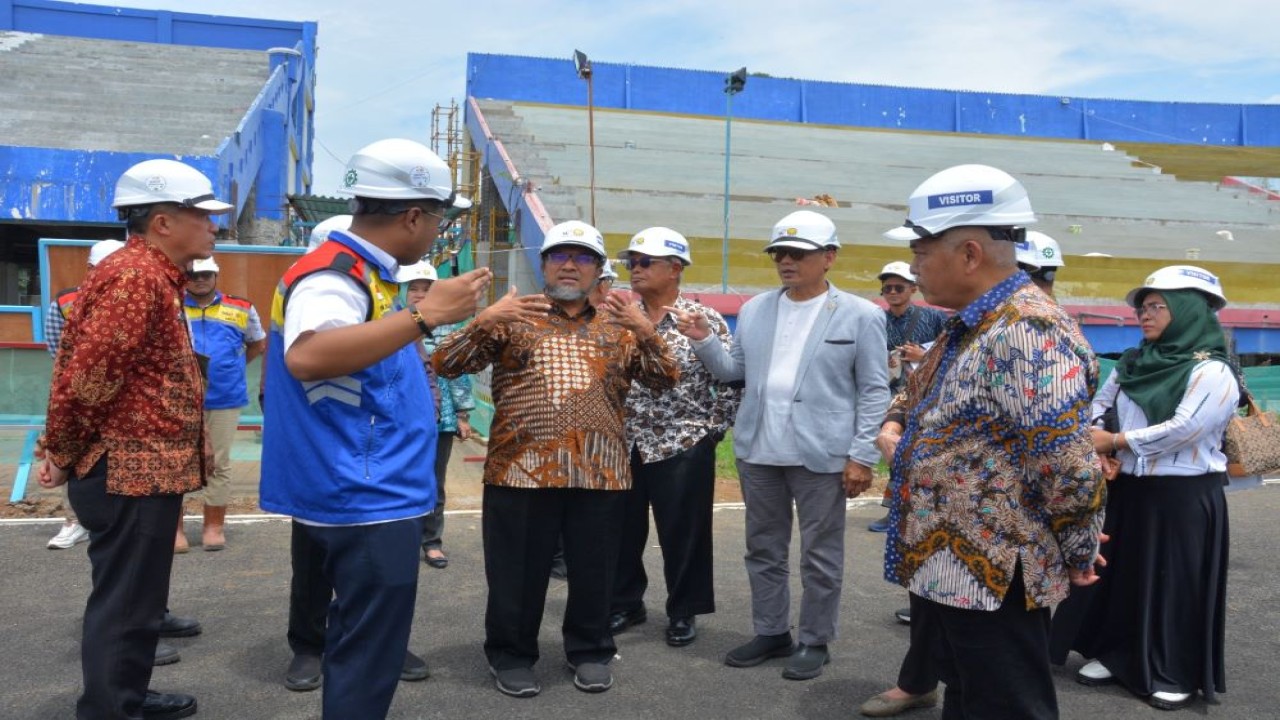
[112,159,233,214]
[618,227,693,265]
[1126,265,1227,311]
[884,164,1036,242]
[767,210,839,251]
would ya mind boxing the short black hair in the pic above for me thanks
[350,197,448,218]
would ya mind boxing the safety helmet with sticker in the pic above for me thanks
[877,261,916,283]
[112,159,232,215]
[884,164,1036,242]
[618,226,692,265]
[766,210,839,252]
[541,220,606,258]
[397,260,438,284]
[340,139,457,204]
[1125,265,1227,311]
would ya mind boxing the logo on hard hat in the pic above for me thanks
[146,176,167,192]
[1042,248,1055,259]
[665,240,686,253]
[344,170,358,187]
[632,236,646,246]
[785,227,798,236]
[572,228,584,236]
[927,190,994,209]
[409,166,430,188]
[1179,268,1219,285]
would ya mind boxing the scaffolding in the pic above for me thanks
[431,100,512,303]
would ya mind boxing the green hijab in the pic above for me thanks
[1116,288,1230,425]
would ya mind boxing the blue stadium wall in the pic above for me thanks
[0,0,318,225]
[466,52,1280,148]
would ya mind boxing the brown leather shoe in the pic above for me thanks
[859,688,939,717]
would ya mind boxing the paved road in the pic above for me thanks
[1,485,1276,719]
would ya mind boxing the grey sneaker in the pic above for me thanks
[568,661,613,693]
[490,665,540,698]
[284,653,322,692]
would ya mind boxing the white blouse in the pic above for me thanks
[1091,360,1241,477]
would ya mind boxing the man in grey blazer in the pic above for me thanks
[669,210,889,681]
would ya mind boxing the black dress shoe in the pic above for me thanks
[284,652,322,692]
[153,643,180,667]
[400,650,430,682]
[423,549,449,569]
[140,690,197,720]
[608,607,647,634]
[665,617,697,647]
[158,612,202,638]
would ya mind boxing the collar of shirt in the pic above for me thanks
[327,229,399,279]
[125,235,187,290]
[956,270,1032,329]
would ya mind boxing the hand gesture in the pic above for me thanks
[663,305,712,341]
[900,342,926,363]
[599,292,656,339]
[842,460,874,498]
[456,418,473,441]
[475,286,550,330]
[418,268,494,327]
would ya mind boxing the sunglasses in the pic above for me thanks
[623,256,674,270]
[880,284,909,295]
[186,271,216,281]
[767,247,821,262]
[545,251,600,267]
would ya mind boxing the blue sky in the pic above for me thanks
[120,0,1280,188]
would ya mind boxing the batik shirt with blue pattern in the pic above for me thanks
[885,272,1105,611]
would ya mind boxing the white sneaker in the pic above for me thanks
[48,523,89,549]
[1076,660,1114,685]
[1149,690,1192,710]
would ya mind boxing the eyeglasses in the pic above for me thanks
[767,247,820,262]
[545,251,600,267]
[186,271,216,281]
[880,284,909,295]
[1135,302,1169,318]
[623,255,673,270]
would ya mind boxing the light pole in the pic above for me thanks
[722,67,746,293]
[574,50,597,227]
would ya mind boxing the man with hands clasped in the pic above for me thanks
[669,210,889,682]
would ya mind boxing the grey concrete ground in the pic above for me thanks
[1,487,1277,720]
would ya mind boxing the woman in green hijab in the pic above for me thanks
[1050,265,1239,712]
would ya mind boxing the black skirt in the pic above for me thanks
[1049,471,1229,700]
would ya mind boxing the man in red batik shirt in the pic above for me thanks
[40,159,231,720]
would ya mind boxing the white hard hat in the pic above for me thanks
[877,261,916,283]
[541,220,606,258]
[1126,265,1227,311]
[766,210,839,251]
[87,239,125,266]
[600,260,619,281]
[339,138,457,204]
[397,260,438,283]
[884,164,1036,242]
[618,226,693,265]
[1016,231,1065,269]
[307,214,353,253]
[191,257,220,274]
[111,159,232,214]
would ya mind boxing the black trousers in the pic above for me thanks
[611,437,717,619]
[483,484,625,670]
[920,568,1058,720]
[287,519,331,656]
[68,456,183,720]
[422,431,456,550]
[896,591,941,695]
